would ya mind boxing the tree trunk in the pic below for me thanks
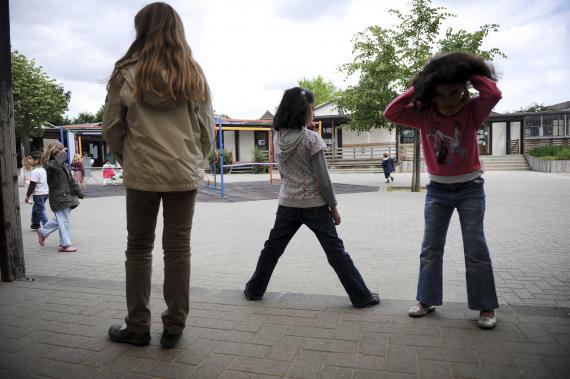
[411,129,421,192]
[0,0,26,281]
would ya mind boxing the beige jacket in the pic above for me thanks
[102,65,213,192]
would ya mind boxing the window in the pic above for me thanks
[400,128,415,143]
[524,116,541,137]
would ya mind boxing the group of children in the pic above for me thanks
[17,2,502,350]
[23,144,85,252]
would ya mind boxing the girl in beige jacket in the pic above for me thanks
[103,2,213,349]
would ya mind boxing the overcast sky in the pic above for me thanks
[10,0,570,120]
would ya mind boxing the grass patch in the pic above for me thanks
[528,145,570,160]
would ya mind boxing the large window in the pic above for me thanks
[400,128,415,143]
[524,113,569,137]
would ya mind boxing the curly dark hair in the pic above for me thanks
[273,87,315,131]
[410,52,497,111]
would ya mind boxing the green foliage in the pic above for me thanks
[12,51,70,148]
[298,76,339,106]
[207,149,233,173]
[337,0,506,133]
[95,104,105,121]
[516,103,554,113]
[252,147,268,173]
[528,145,570,160]
[72,112,99,124]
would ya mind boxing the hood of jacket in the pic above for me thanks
[275,127,305,162]
[121,66,183,111]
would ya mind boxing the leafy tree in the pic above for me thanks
[337,0,505,191]
[12,51,70,154]
[298,75,338,106]
[72,112,98,124]
[516,102,553,113]
[95,104,105,121]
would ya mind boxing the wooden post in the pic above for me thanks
[0,0,26,281]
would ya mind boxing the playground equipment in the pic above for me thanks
[204,117,322,199]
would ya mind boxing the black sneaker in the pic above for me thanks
[243,289,262,301]
[160,329,182,349]
[353,293,380,308]
[30,224,40,230]
[108,324,150,346]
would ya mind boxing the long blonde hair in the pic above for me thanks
[108,2,207,103]
[41,142,65,166]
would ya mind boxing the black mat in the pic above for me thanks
[82,181,379,203]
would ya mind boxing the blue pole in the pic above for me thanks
[218,117,224,198]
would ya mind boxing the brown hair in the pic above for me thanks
[410,52,497,111]
[41,142,65,166]
[108,2,208,102]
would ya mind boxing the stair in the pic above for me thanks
[480,155,530,171]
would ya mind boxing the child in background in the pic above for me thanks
[102,160,116,186]
[19,155,33,187]
[382,152,395,183]
[244,87,380,309]
[37,142,84,253]
[383,52,501,329]
[25,151,49,230]
[71,153,85,191]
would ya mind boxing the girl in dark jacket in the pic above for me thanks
[37,142,84,253]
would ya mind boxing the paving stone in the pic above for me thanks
[229,357,290,376]
[359,332,387,356]
[333,321,362,341]
[303,338,358,353]
[175,339,220,365]
[188,353,234,378]
[286,326,335,339]
[386,345,417,374]
[214,341,270,358]
[131,359,194,378]
[320,366,353,378]
[326,352,384,370]
[288,350,327,379]
[32,359,101,379]
[418,359,452,379]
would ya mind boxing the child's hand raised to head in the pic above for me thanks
[330,207,341,225]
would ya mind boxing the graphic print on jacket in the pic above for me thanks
[428,122,467,166]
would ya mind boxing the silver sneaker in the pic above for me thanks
[478,312,497,329]
[408,303,436,317]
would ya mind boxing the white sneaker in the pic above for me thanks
[478,311,497,329]
[408,303,436,317]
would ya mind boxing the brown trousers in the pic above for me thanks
[124,188,197,334]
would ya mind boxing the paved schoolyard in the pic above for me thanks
[0,171,568,378]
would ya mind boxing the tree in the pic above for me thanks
[298,75,338,106]
[516,102,553,113]
[95,104,105,121]
[11,51,70,154]
[72,112,98,124]
[337,0,505,191]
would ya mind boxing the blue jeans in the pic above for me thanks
[245,205,374,307]
[417,177,498,310]
[41,208,72,247]
[31,195,49,226]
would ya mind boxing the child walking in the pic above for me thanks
[384,52,501,329]
[37,142,84,253]
[103,2,213,349]
[102,159,116,185]
[25,151,49,230]
[382,152,395,183]
[244,87,380,308]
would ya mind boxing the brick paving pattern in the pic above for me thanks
[0,171,568,378]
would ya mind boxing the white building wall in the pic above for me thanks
[222,131,236,162]
[492,122,507,155]
[341,127,396,146]
[511,121,521,140]
[238,131,255,162]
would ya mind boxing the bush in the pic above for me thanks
[207,149,233,173]
[252,147,268,173]
[528,145,570,160]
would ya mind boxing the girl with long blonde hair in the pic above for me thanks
[103,2,213,349]
[36,142,84,253]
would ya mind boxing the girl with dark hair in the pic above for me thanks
[244,87,380,308]
[384,52,501,329]
[103,2,213,348]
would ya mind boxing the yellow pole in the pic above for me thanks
[78,135,82,156]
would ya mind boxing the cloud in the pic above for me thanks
[9,0,570,118]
